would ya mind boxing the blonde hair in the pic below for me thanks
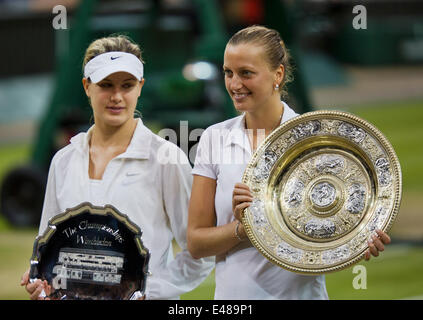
[82,35,144,74]
[227,25,293,99]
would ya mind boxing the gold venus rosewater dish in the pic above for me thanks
[242,111,402,274]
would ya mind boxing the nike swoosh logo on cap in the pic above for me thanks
[111,56,121,60]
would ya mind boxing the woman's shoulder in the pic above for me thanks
[196,115,244,147]
[204,114,244,132]
[148,129,191,166]
[50,132,87,165]
[148,129,181,151]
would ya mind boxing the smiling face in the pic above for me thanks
[82,72,144,128]
[223,43,283,114]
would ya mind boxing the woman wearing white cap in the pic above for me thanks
[20,35,214,300]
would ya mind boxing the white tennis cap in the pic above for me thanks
[84,51,144,83]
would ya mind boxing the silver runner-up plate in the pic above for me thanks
[242,110,402,274]
[29,202,150,299]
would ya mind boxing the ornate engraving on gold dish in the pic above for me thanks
[242,111,402,274]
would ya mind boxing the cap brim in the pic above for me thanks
[89,64,143,83]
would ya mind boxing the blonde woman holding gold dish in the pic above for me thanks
[187,25,390,299]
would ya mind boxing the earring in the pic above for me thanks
[274,84,280,91]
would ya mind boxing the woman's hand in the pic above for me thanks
[20,269,50,300]
[232,183,253,221]
[232,183,253,241]
[364,229,391,261]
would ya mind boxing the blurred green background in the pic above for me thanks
[1,0,423,300]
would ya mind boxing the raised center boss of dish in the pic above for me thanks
[310,182,337,208]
